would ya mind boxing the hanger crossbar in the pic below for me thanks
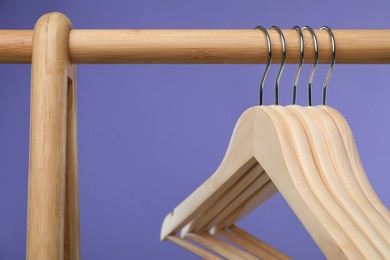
[1,29,390,64]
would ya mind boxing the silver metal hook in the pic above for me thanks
[254,26,272,105]
[269,26,286,105]
[320,26,336,105]
[302,26,318,106]
[292,26,304,105]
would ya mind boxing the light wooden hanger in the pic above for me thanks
[278,105,386,258]
[300,27,390,252]
[323,106,390,224]
[305,107,390,243]
[160,26,390,259]
[160,104,369,258]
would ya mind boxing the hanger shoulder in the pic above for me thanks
[313,106,390,251]
[287,105,386,258]
[161,107,258,240]
[323,106,390,222]
[263,106,363,259]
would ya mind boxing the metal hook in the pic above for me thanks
[302,26,318,106]
[320,26,336,105]
[269,26,286,105]
[255,26,272,105]
[292,26,304,105]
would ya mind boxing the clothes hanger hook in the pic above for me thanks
[292,26,304,105]
[269,26,286,105]
[320,26,336,105]
[254,26,272,106]
[302,26,318,106]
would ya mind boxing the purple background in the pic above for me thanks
[1,1,390,259]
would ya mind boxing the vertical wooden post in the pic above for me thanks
[65,66,80,260]
[27,12,80,260]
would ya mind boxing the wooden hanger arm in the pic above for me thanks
[166,235,221,260]
[229,225,291,260]
[161,108,257,240]
[323,106,390,221]
[186,232,259,260]
[184,164,264,235]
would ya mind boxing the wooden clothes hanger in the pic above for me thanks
[160,104,384,258]
[303,107,390,243]
[322,106,390,225]
[278,105,389,258]
[160,26,390,259]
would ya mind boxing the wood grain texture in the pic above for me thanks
[268,106,370,258]
[184,164,263,235]
[210,173,272,232]
[256,106,363,259]
[0,30,32,63]
[229,225,291,260]
[162,106,390,258]
[64,67,80,260]
[307,107,390,255]
[323,106,390,224]
[160,108,257,240]
[186,233,259,260]
[217,180,277,230]
[1,29,390,64]
[218,229,277,259]
[167,236,221,260]
[27,12,76,260]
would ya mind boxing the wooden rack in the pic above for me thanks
[1,12,390,260]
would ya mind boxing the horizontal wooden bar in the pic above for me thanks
[0,30,389,64]
[0,30,32,63]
